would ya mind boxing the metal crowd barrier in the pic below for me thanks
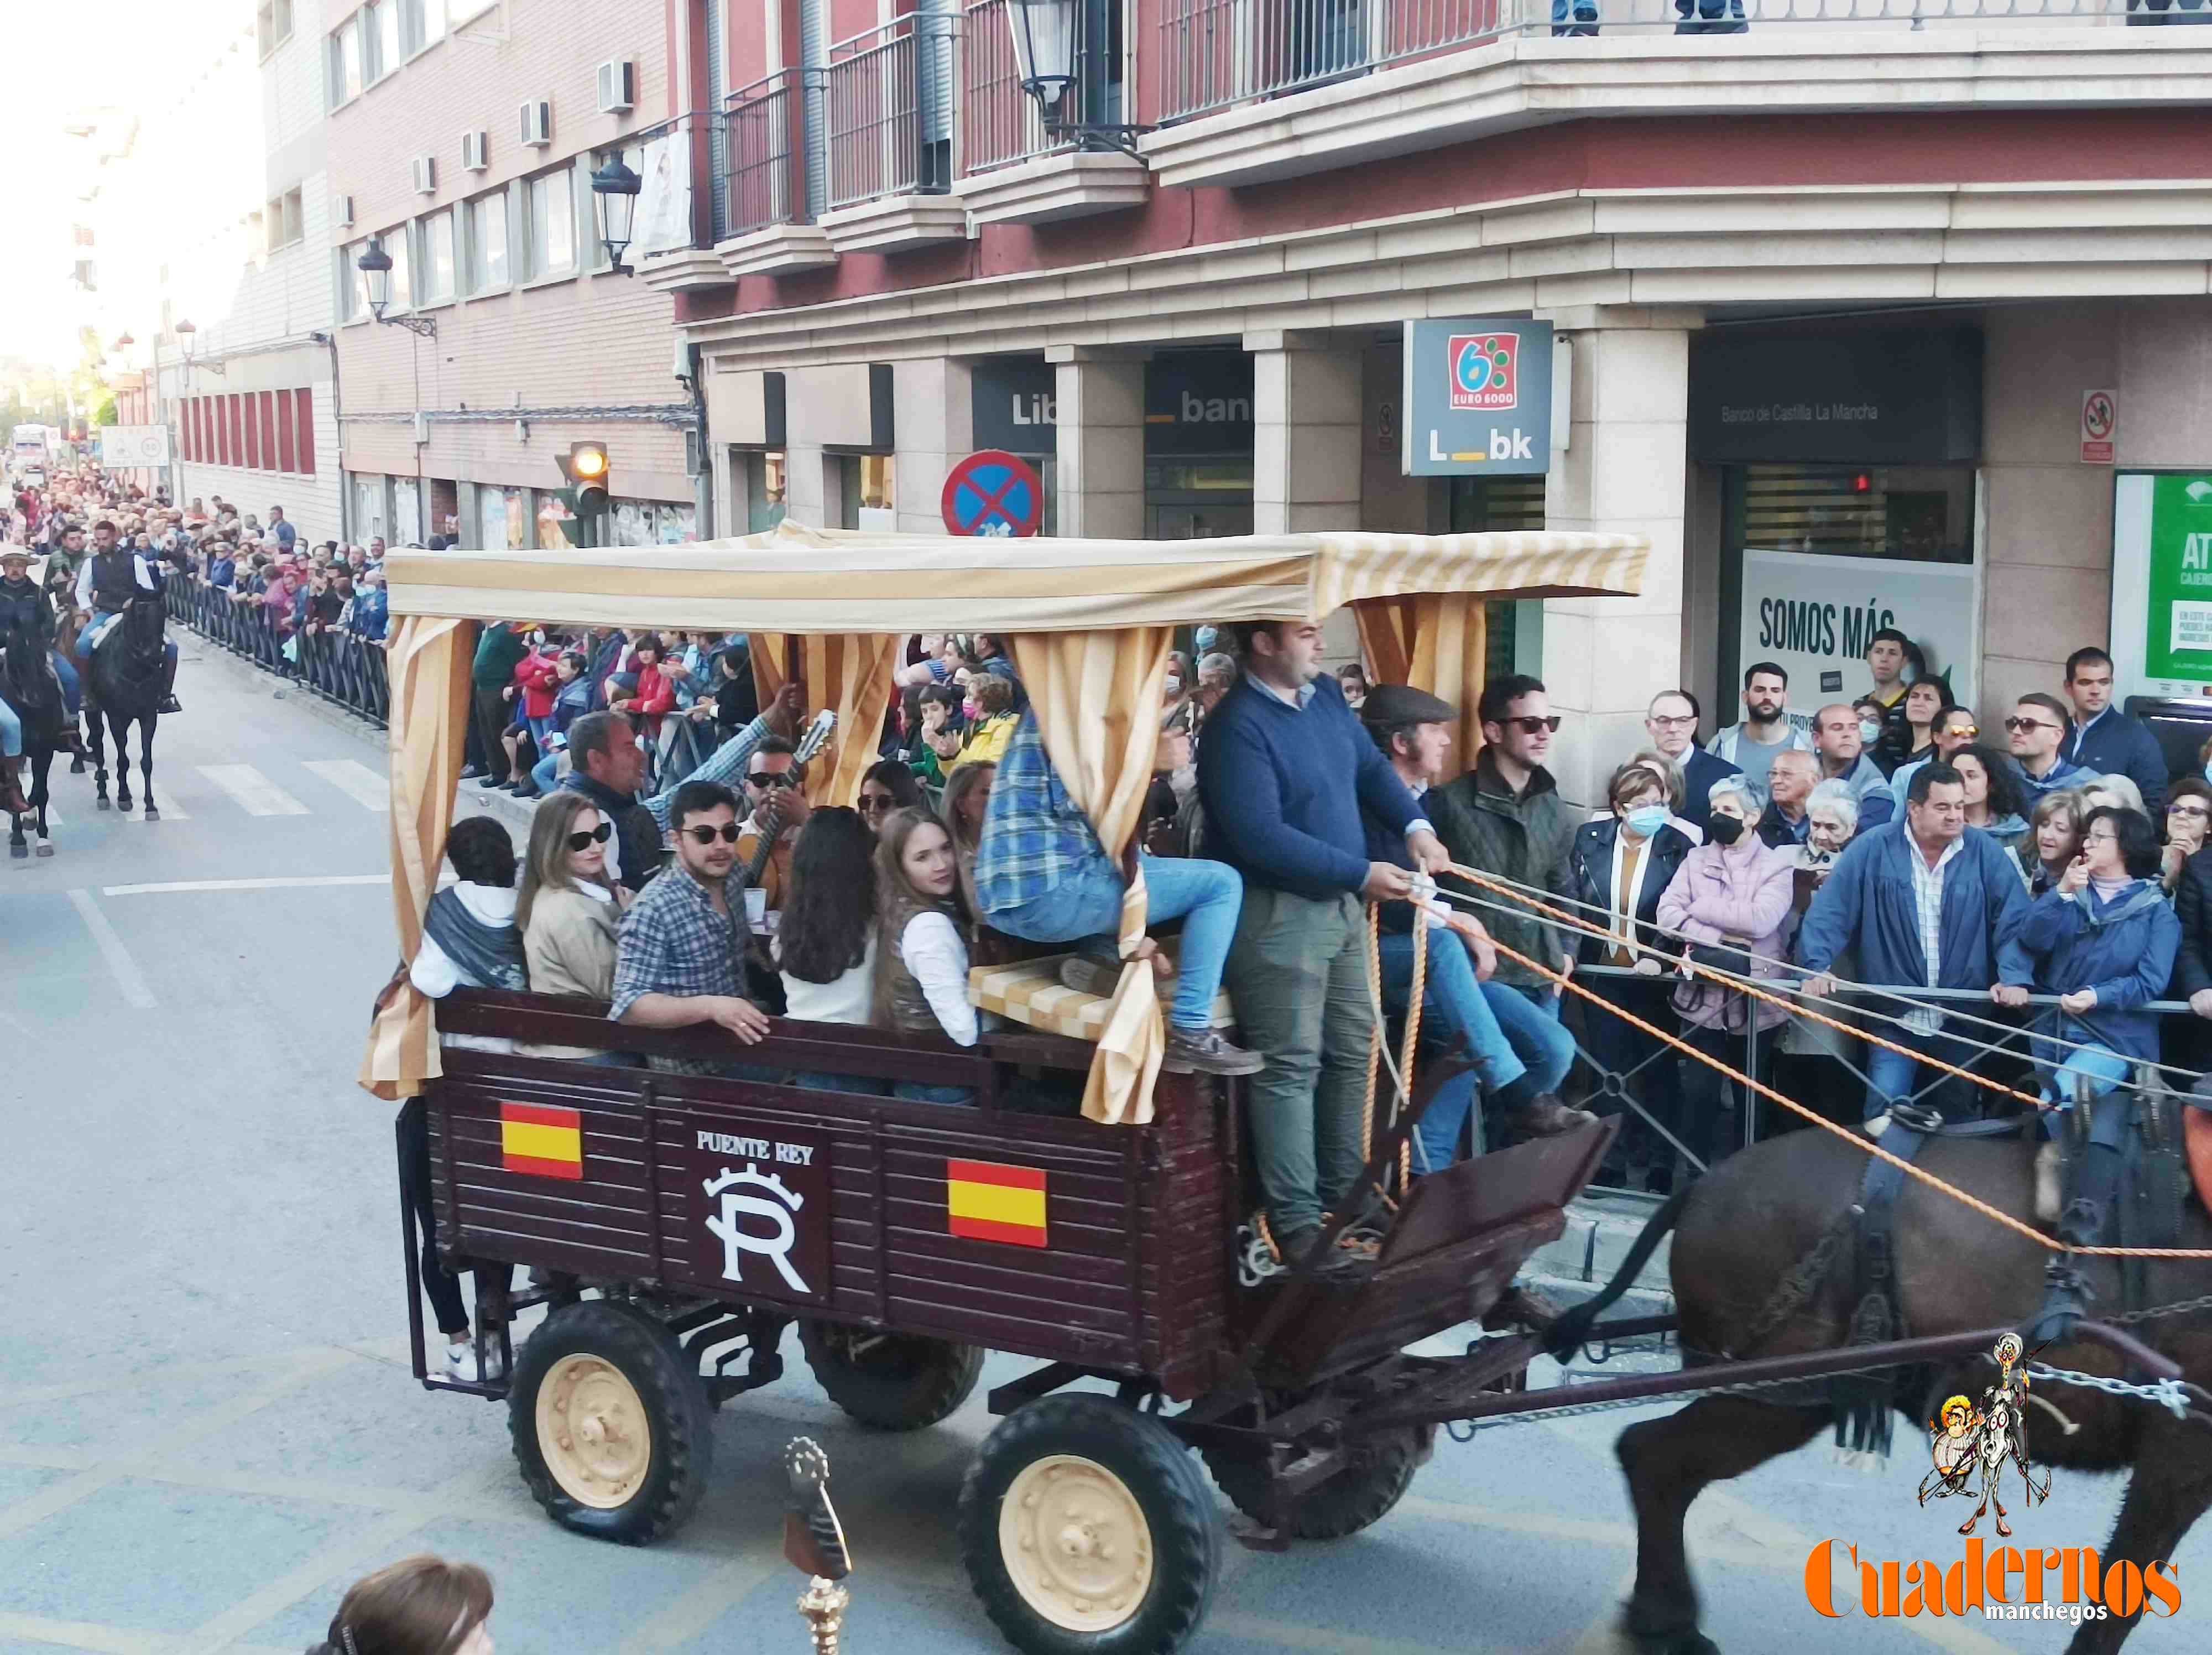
[164,576,389,728]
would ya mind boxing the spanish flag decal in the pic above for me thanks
[499,1102,585,1180]
[946,1159,1047,1247]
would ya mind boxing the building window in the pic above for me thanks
[329,17,362,106]
[402,0,446,55]
[244,394,262,470]
[450,0,497,23]
[385,227,412,310]
[276,389,297,472]
[257,0,294,59]
[467,191,509,292]
[228,396,244,468]
[337,241,364,321]
[526,170,575,280]
[364,2,400,83]
[265,189,304,252]
[420,210,455,304]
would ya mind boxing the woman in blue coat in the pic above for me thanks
[2017,805,2180,1225]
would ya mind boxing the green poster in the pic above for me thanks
[2143,475,2212,680]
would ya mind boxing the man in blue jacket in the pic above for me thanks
[1197,621,1448,1273]
[2059,646,2169,815]
[1798,762,2033,1125]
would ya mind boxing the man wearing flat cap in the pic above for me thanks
[1361,684,1588,1162]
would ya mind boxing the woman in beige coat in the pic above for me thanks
[517,792,634,1064]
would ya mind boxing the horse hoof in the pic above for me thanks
[143,807,159,822]
[35,842,51,857]
[69,759,85,774]
[96,796,111,811]
[7,843,23,861]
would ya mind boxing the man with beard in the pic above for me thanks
[1707,661,1813,800]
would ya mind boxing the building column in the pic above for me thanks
[1049,346,1146,539]
[892,358,974,535]
[1248,331,1363,535]
[1536,305,1703,806]
[784,447,830,528]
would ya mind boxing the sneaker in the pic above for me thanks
[444,1340,507,1383]
[1058,952,1178,1000]
[1161,1025,1264,1077]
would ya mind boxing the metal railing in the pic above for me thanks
[165,576,389,727]
[718,70,811,241]
[961,0,1065,176]
[1154,0,2193,126]
[823,12,962,212]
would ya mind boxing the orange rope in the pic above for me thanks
[1472,926,2212,1260]
[1443,861,2054,1116]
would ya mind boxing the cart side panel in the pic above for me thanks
[1138,1078,1237,1401]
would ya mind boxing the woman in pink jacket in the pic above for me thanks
[1655,773,1794,1188]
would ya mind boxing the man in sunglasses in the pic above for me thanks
[1430,675,1579,1017]
[609,778,775,1075]
[2004,693,2092,804]
[2059,646,2167,816]
[733,737,809,912]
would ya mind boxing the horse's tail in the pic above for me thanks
[1540,1182,1695,1360]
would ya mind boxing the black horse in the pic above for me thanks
[1,623,65,857]
[85,596,166,820]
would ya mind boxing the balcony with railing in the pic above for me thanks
[712,68,837,278]
[815,13,972,252]
[956,0,1151,224]
[1141,0,2212,186]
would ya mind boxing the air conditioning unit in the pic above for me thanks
[519,98,552,147]
[335,194,355,228]
[596,59,636,115]
[461,130,488,171]
[411,155,437,195]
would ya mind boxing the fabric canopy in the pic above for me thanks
[1355,595,1490,780]
[748,632,902,809]
[384,522,1648,634]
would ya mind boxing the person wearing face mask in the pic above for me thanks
[1811,702,1896,829]
[1569,762,1694,1189]
[1656,774,1794,1176]
[951,672,1020,772]
[2017,805,2178,1231]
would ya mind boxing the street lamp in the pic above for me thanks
[175,319,227,380]
[591,155,642,274]
[357,237,436,337]
[1003,0,1146,155]
[112,331,136,352]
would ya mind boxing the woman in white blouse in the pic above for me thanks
[872,806,981,1105]
[775,806,889,1095]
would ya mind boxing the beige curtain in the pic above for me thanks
[1007,629,1176,1125]
[358,616,477,1099]
[1354,595,1489,778]
[748,632,900,807]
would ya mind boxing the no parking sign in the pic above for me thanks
[941,450,1044,538]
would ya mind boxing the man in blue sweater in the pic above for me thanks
[1797,762,2033,1125]
[1197,621,1448,1274]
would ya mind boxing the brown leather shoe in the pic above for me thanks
[1505,1096,1597,1138]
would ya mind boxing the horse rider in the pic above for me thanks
[72,518,182,715]
[0,545,45,814]
[0,544,83,746]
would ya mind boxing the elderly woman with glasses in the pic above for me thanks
[1775,779,1867,1126]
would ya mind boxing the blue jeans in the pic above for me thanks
[531,751,561,793]
[0,696,18,758]
[985,852,1243,1032]
[50,653,80,716]
[2043,1045,2130,1110]
[894,1081,975,1105]
[82,609,179,678]
[1552,0,1599,29]
[1382,931,1578,1168]
[1863,1022,1983,1121]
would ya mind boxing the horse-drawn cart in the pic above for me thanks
[367,524,2212,1655]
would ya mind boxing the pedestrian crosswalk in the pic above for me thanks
[21,760,399,830]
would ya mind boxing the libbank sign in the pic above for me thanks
[1402,319,1554,477]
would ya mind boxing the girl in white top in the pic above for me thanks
[873,806,983,1105]
[774,807,890,1095]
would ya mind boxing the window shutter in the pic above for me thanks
[296,388,316,476]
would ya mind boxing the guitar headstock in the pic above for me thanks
[795,707,837,764]
[785,1435,830,1499]
[781,1435,852,1581]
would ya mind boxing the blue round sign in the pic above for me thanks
[941,450,1044,538]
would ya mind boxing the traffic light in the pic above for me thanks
[555,440,612,547]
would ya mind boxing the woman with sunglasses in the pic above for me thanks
[857,758,924,836]
[515,793,637,1065]
[1888,706,1979,806]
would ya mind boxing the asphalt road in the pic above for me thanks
[3,636,2204,1655]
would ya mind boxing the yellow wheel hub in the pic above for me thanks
[536,1353,651,1509]
[999,1454,1153,1633]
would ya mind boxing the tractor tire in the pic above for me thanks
[1203,1430,1421,1541]
[958,1394,1220,1655]
[799,1320,983,1431]
[509,1299,713,1544]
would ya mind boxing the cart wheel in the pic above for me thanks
[509,1300,713,1544]
[958,1395,1219,1655]
[1203,1431,1420,1540]
[799,1319,983,1431]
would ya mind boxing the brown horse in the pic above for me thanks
[1552,1128,2212,1655]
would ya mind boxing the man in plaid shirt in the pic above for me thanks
[610,778,774,1076]
[974,711,1260,1077]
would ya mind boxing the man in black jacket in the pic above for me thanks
[2059,646,2169,815]
[1645,689,1742,832]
